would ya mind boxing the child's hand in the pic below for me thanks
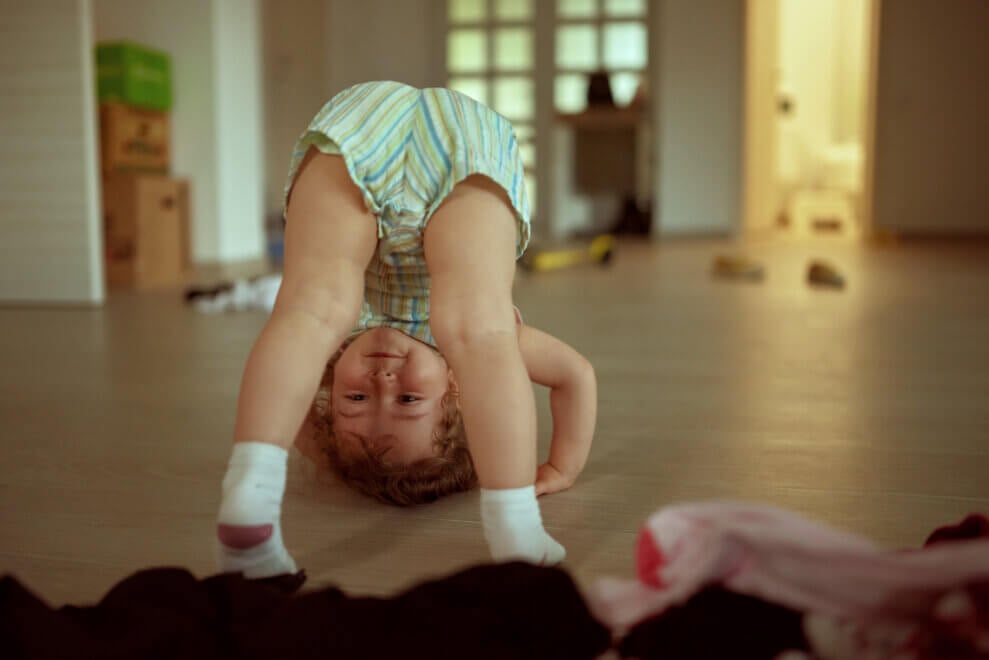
[535,462,577,496]
[520,326,596,498]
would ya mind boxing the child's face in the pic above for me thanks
[331,328,452,463]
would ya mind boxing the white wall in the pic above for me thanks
[324,0,446,96]
[259,0,445,217]
[872,0,989,233]
[834,0,868,145]
[212,0,265,261]
[262,0,327,215]
[778,0,834,180]
[94,0,265,263]
[0,0,104,303]
[549,127,597,237]
[652,0,744,236]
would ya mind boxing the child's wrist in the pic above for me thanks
[544,458,581,481]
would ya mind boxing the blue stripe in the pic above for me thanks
[409,131,442,193]
[335,85,413,153]
[420,96,453,173]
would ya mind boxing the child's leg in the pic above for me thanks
[424,175,565,565]
[217,151,376,577]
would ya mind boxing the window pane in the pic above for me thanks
[610,72,641,106]
[495,0,532,20]
[493,76,534,120]
[558,0,596,19]
[449,0,486,23]
[448,29,488,72]
[448,77,489,106]
[554,73,588,113]
[603,22,647,68]
[604,0,645,17]
[494,28,533,71]
[556,25,598,69]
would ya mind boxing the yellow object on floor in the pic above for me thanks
[521,234,615,272]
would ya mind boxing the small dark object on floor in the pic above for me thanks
[612,197,652,236]
[711,255,765,282]
[807,260,845,289]
[812,217,844,233]
[184,282,234,302]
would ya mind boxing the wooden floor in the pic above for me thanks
[2,236,988,607]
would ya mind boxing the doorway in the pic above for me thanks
[745,0,878,241]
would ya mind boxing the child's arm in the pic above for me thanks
[519,326,597,496]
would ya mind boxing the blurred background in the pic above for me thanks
[0,0,987,302]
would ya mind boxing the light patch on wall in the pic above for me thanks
[494,27,533,71]
[449,0,486,22]
[495,0,532,20]
[448,29,488,73]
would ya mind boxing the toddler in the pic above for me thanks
[215,81,597,578]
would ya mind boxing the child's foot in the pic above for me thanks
[481,486,567,565]
[216,442,298,578]
[215,524,297,578]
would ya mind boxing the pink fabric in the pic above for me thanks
[589,502,989,630]
[216,523,273,549]
[797,581,989,660]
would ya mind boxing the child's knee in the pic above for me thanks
[273,280,361,334]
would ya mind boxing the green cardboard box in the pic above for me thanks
[96,41,172,111]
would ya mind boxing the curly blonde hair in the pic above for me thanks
[309,355,476,506]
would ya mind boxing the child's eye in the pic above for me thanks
[399,394,421,403]
[347,394,368,401]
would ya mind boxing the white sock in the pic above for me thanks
[480,486,566,565]
[215,442,298,578]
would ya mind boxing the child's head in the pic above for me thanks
[311,327,476,505]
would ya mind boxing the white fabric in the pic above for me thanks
[216,442,297,578]
[194,274,282,314]
[481,485,566,565]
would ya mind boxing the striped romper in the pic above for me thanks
[283,81,531,349]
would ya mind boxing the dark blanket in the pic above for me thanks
[619,587,808,660]
[1,563,611,660]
